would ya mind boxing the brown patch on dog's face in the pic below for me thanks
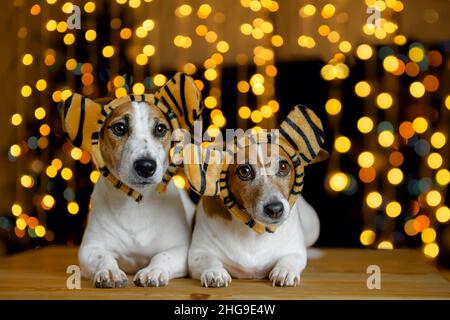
[227,143,295,225]
[100,100,172,188]
[202,196,232,220]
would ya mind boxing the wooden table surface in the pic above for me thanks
[0,246,448,299]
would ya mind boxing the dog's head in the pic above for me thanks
[184,104,328,233]
[98,99,172,188]
[61,72,202,199]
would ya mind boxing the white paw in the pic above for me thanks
[93,269,128,288]
[269,267,300,287]
[200,268,232,288]
[133,267,170,287]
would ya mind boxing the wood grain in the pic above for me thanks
[0,246,448,299]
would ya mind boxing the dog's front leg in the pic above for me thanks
[133,245,188,287]
[269,253,306,287]
[189,252,231,288]
[79,246,128,288]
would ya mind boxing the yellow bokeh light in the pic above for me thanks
[153,74,167,86]
[42,195,55,210]
[239,106,251,119]
[197,4,212,19]
[354,81,371,98]
[427,153,443,169]
[61,168,73,181]
[321,4,336,19]
[423,243,439,258]
[10,144,22,157]
[173,175,186,189]
[325,98,342,115]
[21,85,32,97]
[34,107,47,120]
[143,19,155,31]
[378,241,393,250]
[356,44,373,60]
[85,29,97,41]
[436,206,450,223]
[63,33,75,45]
[71,147,83,160]
[22,53,33,66]
[11,203,22,217]
[430,132,446,149]
[271,35,283,47]
[387,168,403,185]
[204,68,217,81]
[136,53,148,66]
[409,47,424,62]
[46,165,58,178]
[329,172,349,192]
[426,190,442,207]
[386,201,401,218]
[360,230,376,246]
[376,93,393,109]
[300,4,316,17]
[90,170,101,184]
[216,41,229,53]
[358,152,375,168]
[357,117,374,134]
[21,175,34,188]
[132,83,145,94]
[436,169,450,186]
[102,46,115,58]
[366,191,382,209]
[260,105,273,118]
[143,44,156,57]
[383,56,399,73]
[378,131,394,148]
[250,110,263,123]
[115,87,127,98]
[204,96,217,109]
[68,202,79,215]
[11,113,22,126]
[334,136,351,153]
[16,218,27,231]
[412,117,428,133]
[421,228,436,244]
[339,41,352,53]
[410,82,425,98]
[35,225,46,237]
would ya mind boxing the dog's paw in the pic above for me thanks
[200,268,232,288]
[93,269,128,288]
[269,267,300,287]
[133,267,170,287]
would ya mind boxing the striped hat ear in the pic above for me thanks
[61,93,103,151]
[183,143,224,197]
[155,72,202,131]
[279,104,326,165]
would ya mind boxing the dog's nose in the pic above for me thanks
[134,159,157,178]
[263,202,284,219]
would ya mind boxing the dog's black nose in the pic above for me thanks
[134,159,157,178]
[263,202,284,219]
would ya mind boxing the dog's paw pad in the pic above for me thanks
[200,268,232,288]
[93,269,128,288]
[269,267,300,287]
[133,267,170,287]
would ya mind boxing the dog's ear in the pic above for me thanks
[279,104,327,165]
[61,93,103,151]
[183,143,223,196]
[155,72,203,130]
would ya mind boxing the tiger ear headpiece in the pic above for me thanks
[184,104,328,234]
[61,72,203,202]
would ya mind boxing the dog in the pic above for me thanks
[61,73,202,288]
[184,104,327,287]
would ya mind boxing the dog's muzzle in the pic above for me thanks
[133,158,157,178]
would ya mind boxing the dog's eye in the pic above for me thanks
[154,123,168,137]
[277,160,291,177]
[237,164,254,181]
[111,122,128,137]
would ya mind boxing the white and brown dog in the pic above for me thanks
[61,73,202,288]
[184,105,327,287]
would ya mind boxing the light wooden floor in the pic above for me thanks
[0,246,448,299]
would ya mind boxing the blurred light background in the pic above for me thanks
[0,0,449,268]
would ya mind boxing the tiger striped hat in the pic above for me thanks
[61,72,203,202]
[184,104,326,234]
